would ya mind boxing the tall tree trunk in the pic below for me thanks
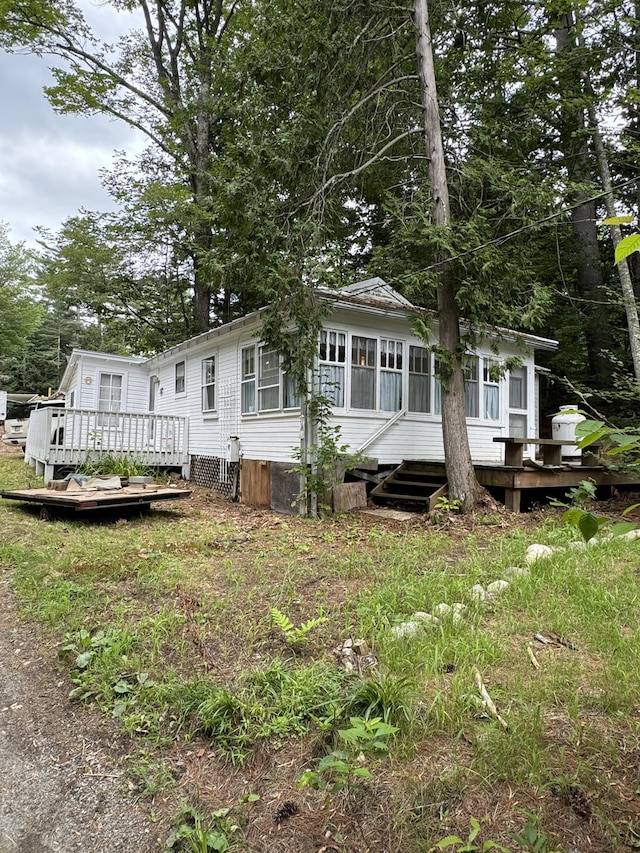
[414,0,480,510]
[585,95,640,387]
[563,17,640,387]
[554,18,612,387]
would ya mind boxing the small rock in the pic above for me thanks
[452,602,466,624]
[434,603,451,617]
[470,584,486,602]
[352,638,369,655]
[390,621,420,638]
[342,638,353,649]
[413,611,440,625]
[486,580,509,597]
[504,565,529,578]
[621,528,640,541]
[525,543,555,564]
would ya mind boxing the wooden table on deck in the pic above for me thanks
[493,436,575,468]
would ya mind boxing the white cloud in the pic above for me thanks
[0,1,146,246]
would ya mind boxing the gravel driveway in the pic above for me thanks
[0,578,160,853]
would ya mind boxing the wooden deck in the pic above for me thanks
[398,460,640,512]
[25,407,190,482]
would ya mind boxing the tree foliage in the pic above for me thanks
[0,223,42,365]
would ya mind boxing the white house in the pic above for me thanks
[26,278,557,509]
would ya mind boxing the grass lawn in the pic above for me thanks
[1,452,639,853]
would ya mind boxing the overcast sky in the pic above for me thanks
[0,2,144,248]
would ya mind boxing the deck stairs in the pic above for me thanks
[370,461,448,511]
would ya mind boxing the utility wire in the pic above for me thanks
[397,175,639,278]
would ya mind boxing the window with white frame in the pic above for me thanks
[483,358,500,420]
[351,336,377,409]
[202,356,216,412]
[508,364,527,409]
[380,339,403,411]
[408,345,430,413]
[175,360,186,394]
[464,356,479,418]
[240,344,300,414]
[98,373,122,412]
[508,364,527,437]
[98,373,122,426]
[258,346,280,411]
[433,355,487,419]
[319,330,346,407]
[282,371,300,409]
[434,357,442,415]
[148,376,159,412]
[241,346,256,414]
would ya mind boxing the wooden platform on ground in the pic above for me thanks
[0,484,191,517]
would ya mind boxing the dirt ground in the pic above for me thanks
[2,439,639,853]
[0,579,163,853]
[0,441,163,851]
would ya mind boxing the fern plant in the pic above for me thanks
[270,607,327,648]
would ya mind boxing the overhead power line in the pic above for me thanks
[400,175,639,277]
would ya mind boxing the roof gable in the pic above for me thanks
[337,277,414,308]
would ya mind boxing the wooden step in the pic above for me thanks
[370,463,448,511]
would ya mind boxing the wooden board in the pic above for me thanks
[0,485,191,514]
[240,459,270,507]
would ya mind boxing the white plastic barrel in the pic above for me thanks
[551,405,585,457]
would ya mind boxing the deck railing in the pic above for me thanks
[25,408,189,480]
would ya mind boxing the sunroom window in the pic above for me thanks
[464,356,479,418]
[319,330,346,407]
[380,339,403,411]
[483,358,500,420]
[408,345,430,413]
[351,336,376,409]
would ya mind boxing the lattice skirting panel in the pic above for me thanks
[190,455,239,500]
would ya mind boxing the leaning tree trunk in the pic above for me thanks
[413,0,480,510]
